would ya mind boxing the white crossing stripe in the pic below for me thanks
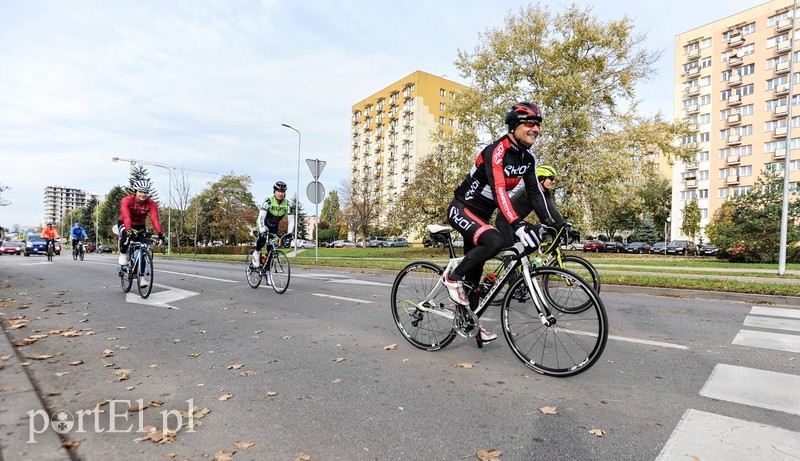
[312,293,373,304]
[733,329,800,354]
[743,315,800,332]
[699,364,800,416]
[656,409,800,461]
[750,306,800,319]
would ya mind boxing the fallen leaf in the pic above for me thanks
[29,354,54,360]
[102,349,114,357]
[589,428,605,437]
[116,326,127,330]
[0,354,11,361]
[218,394,234,401]
[451,362,474,369]
[383,343,398,350]
[333,357,346,363]
[134,426,177,444]
[128,404,148,412]
[266,391,278,397]
[55,372,69,377]
[125,386,135,391]
[281,335,293,340]
[62,440,80,448]
[234,440,255,450]
[69,360,83,366]
[294,452,313,461]
[214,452,234,461]
[196,330,207,334]
[189,353,200,358]
[254,330,263,334]
[173,339,182,344]
[112,369,134,381]
[539,406,558,415]
[149,401,164,407]
[476,449,503,461]
[331,378,342,384]
[227,364,244,370]
[2,386,14,392]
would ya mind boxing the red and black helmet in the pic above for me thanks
[504,102,543,129]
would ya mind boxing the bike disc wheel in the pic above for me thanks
[245,253,261,288]
[390,261,456,351]
[501,267,608,377]
[137,251,153,299]
[269,250,290,294]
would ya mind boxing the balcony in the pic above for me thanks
[687,123,699,132]
[728,33,744,47]
[728,55,743,67]
[727,113,742,125]
[726,155,741,165]
[776,83,790,96]
[726,175,741,185]
[686,66,700,77]
[685,104,699,114]
[727,74,742,86]
[685,179,698,188]
[685,162,699,171]
[776,61,791,74]
[776,40,792,54]
[685,85,700,96]
[774,126,788,138]
[727,94,742,106]
[774,150,787,159]
[727,135,742,146]
[688,48,701,60]
[777,18,793,32]
[775,105,789,117]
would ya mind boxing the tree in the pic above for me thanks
[287,195,309,239]
[98,186,127,242]
[0,183,9,206]
[340,177,381,243]
[637,175,672,238]
[171,169,194,253]
[635,215,659,244]
[194,173,256,245]
[445,4,696,231]
[129,164,160,202]
[320,191,341,227]
[80,197,99,243]
[705,169,800,262]
[681,199,701,242]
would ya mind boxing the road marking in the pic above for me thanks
[295,273,392,287]
[312,293,373,304]
[125,284,199,310]
[750,306,800,320]
[733,330,800,354]
[744,315,800,332]
[700,364,800,416]
[607,334,688,350]
[656,409,800,461]
[159,269,238,283]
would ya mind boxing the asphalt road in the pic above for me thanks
[1,253,798,461]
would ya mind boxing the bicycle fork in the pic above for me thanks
[520,263,557,327]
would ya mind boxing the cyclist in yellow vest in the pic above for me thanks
[252,181,293,267]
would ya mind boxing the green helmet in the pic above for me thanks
[536,165,557,180]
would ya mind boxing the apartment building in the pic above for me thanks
[350,70,468,229]
[42,186,103,225]
[673,0,798,242]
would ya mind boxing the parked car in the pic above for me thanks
[0,241,23,255]
[382,238,409,247]
[331,240,355,248]
[355,239,365,248]
[366,237,386,248]
[85,242,97,252]
[625,242,651,254]
[666,240,698,256]
[294,239,316,249]
[649,241,667,254]
[452,238,464,248]
[96,244,113,253]
[583,240,605,252]
[604,241,625,253]
[23,234,61,256]
[699,244,720,256]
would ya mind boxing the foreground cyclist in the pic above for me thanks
[251,181,294,268]
[70,222,88,256]
[444,102,555,343]
[117,180,164,278]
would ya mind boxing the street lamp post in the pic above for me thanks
[281,123,301,254]
[664,216,671,256]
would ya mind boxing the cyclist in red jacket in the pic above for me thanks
[117,180,164,268]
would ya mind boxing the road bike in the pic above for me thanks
[72,241,85,261]
[245,232,290,294]
[119,230,157,299]
[45,239,56,262]
[391,225,608,377]
[489,224,600,306]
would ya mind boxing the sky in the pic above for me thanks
[0,0,765,229]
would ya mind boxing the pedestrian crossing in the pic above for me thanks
[656,305,800,461]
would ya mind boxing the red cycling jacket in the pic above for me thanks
[118,194,163,233]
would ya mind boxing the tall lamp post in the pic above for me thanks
[281,123,301,253]
[664,216,671,256]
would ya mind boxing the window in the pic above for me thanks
[719,168,730,178]
[733,186,752,196]
[698,170,709,180]
[698,189,709,199]
[699,114,711,124]
[734,145,752,157]
[737,165,752,176]
[439,116,445,124]
[699,132,710,142]
[440,102,446,110]
[699,151,710,161]
[701,208,709,219]
[440,88,446,97]
[768,11,793,27]
[719,188,730,198]
[700,95,711,105]
[449,119,454,127]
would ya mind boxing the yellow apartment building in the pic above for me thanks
[673,0,798,242]
[350,70,468,233]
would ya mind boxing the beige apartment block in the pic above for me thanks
[673,0,798,242]
[350,70,468,233]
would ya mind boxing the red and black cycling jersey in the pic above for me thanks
[453,134,553,227]
[118,194,164,234]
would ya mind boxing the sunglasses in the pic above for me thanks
[521,120,541,128]
[543,176,556,181]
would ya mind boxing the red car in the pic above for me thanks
[0,241,23,255]
[582,240,606,253]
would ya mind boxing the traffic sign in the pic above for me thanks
[307,181,325,204]
[306,159,326,179]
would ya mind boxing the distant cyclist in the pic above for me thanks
[70,222,88,252]
[117,180,164,269]
[41,222,60,254]
[252,181,293,267]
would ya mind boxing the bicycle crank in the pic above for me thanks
[454,306,479,338]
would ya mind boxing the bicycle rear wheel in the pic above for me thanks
[555,255,600,293]
[269,250,290,294]
[245,253,262,288]
[390,261,456,351]
[137,251,153,299]
[501,267,608,377]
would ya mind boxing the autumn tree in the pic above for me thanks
[441,4,695,232]
[194,173,256,245]
[340,176,381,244]
[680,199,701,243]
[98,186,128,242]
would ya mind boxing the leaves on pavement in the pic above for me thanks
[476,449,503,461]
[451,362,474,369]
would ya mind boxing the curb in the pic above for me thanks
[601,284,800,307]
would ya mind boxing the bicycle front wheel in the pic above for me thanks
[79,248,84,261]
[269,250,290,294]
[501,267,608,377]
[73,248,78,260]
[390,261,456,351]
[137,251,153,299]
[120,257,133,293]
[245,253,261,288]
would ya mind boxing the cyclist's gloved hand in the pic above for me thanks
[568,229,581,241]
[157,232,165,242]
[514,223,538,248]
